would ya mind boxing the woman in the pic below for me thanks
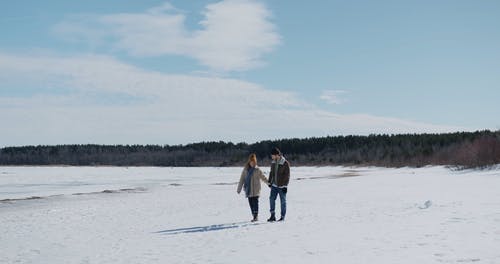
[237,153,269,222]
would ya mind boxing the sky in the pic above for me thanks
[1,0,499,147]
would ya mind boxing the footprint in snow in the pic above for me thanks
[418,200,432,209]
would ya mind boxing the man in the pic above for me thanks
[267,147,290,222]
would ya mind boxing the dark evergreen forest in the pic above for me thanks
[1,130,499,168]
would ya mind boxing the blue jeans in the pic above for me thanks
[269,186,286,217]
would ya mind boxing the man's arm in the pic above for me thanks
[268,167,273,186]
[283,161,290,186]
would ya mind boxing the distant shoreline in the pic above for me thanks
[1,130,499,169]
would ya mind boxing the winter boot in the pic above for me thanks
[267,213,276,222]
[251,214,258,222]
[278,216,285,222]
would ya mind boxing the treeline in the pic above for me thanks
[0,130,499,168]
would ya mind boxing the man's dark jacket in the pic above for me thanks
[269,156,290,187]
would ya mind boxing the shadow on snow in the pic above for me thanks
[155,221,265,235]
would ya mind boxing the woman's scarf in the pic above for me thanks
[244,167,255,196]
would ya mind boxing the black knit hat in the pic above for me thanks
[271,147,281,155]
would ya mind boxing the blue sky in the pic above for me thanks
[1,0,499,146]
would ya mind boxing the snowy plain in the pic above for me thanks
[1,166,499,263]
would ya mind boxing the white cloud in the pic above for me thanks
[53,0,281,72]
[0,52,472,147]
[320,90,347,105]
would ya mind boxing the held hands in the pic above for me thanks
[282,187,287,194]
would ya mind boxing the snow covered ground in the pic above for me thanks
[1,166,499,263]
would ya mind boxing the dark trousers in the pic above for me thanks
[248,196,259,215]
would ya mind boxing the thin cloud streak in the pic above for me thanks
[320,90,348,105]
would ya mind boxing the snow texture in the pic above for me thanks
[1,166,499,263]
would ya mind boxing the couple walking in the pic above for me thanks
[237,147,290,222]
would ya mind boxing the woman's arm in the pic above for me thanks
[257,168,269,185]
[237,168,246,194]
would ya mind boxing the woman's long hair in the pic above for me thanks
[245,153,258,169]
